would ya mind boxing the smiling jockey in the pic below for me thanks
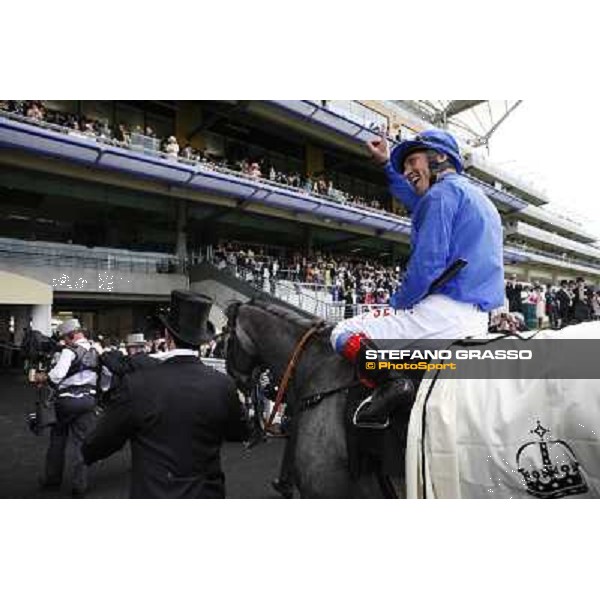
[331,128,505,426]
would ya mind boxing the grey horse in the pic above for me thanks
[226,300,405,498]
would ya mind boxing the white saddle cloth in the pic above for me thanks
[405,322,600,499]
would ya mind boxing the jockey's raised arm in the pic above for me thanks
[366,131,420,212]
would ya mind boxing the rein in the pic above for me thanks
[263,321,324,433]
[227,302,357,433]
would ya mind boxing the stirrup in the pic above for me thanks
[352,396,390,430]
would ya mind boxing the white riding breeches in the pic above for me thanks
[330,294,489,350]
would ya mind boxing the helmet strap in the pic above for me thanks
[426,149,453,184]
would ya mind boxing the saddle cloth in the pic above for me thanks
[405,322,600,499]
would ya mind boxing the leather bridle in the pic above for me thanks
[263,321,323,432]
[225,302,325,432]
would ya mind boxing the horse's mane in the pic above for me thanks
[249,298,324,330]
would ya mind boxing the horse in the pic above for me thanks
[225,299,410,498]
[225,300,600,499]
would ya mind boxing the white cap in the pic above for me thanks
[57,318,82,337]
[126,333,146,346]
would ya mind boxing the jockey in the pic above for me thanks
[331,128,505,426]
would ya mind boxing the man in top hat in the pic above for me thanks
[36,318,106,497]
[82,290,249,498]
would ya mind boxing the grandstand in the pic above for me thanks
[0,99,598,342]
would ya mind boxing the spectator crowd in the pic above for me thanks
[212,242,401,306]
[1,101,398,218]
[492,274,600,333]
[213,244,600,333]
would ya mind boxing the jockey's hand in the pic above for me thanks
[366,132,390,166]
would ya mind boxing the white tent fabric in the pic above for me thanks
[405,322,600,499]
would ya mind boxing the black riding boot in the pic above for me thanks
[353,378,415,429]
[345,338,417,428]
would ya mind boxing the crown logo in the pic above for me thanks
[516,421,589,499]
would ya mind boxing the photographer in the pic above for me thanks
[35,319,104,498]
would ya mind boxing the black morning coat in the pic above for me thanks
[82,355,249,498]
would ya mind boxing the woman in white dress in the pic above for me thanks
[535,285,546,329]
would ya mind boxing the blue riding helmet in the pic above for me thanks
[390,128,463,174]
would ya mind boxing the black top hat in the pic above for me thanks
[159,290,213,345]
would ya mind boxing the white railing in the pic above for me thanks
[505,243,600,274]
[326,100,388,132]
[322,303,396,323]
[214,262,395,323]
[507,222,600,260]
[0,237,181,274]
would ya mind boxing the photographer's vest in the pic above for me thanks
[57,343,100,398]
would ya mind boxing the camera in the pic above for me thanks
[21,329,60,435]
[21,329,61,382]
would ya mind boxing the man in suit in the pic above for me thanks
[82,290,248,498]
[556,280,572,328]
[505,274,523,314]
[99,332,159,407]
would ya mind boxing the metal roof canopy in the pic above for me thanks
[394,100,522,149]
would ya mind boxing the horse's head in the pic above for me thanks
[224,301,260,392]
[225,298,333,397]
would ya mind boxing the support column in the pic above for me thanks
[13,306,31,345]
[31,304,51,336]
[0,309,10,342]
[306,144,324,177]
[176,101,205,149]
[105,220,119,247]
[176,200,188,274]
[303,226,314,255]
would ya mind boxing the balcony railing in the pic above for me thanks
[0,238,182,274]
[505,243,600,274]
[506,221,600,261]
[0,108,398,223]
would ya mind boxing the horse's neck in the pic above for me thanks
[265,328,348,395]
[243,307,351,393]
